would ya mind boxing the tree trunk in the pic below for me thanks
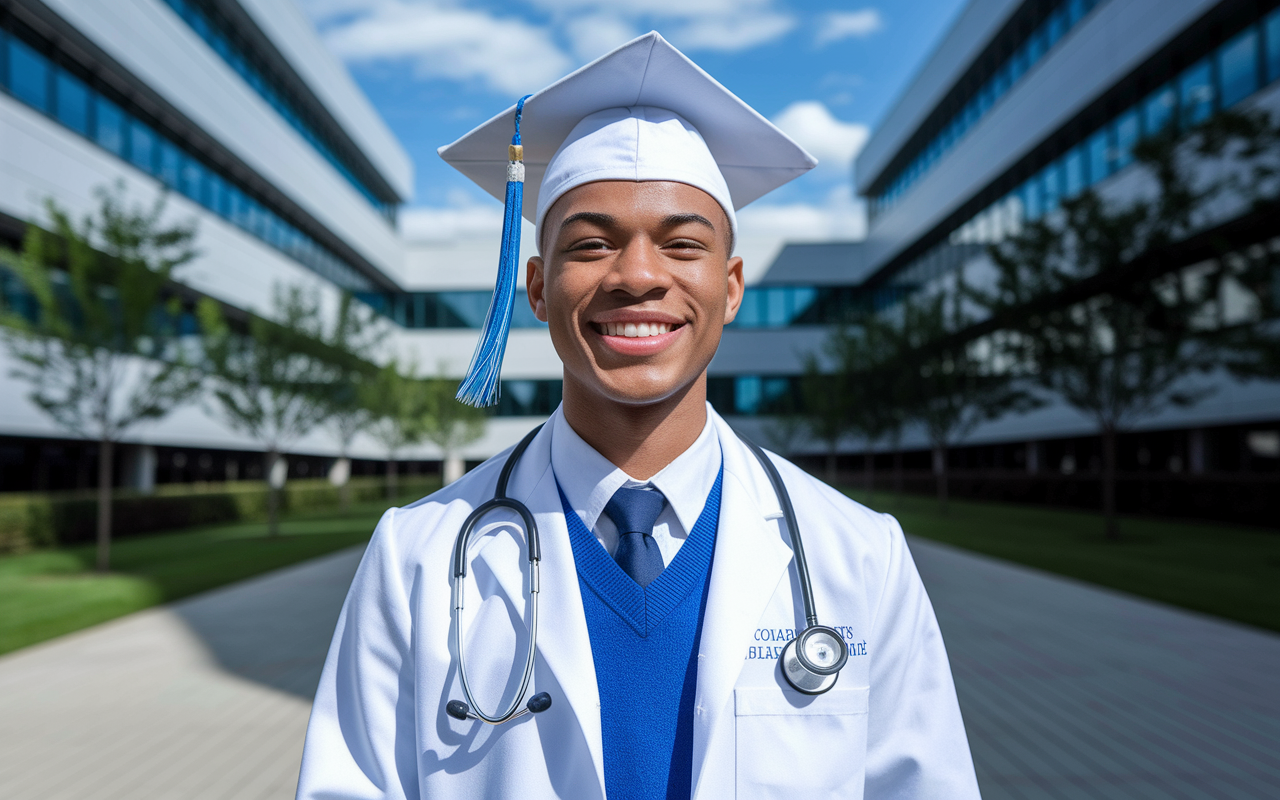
[933,444,949,516]
[386,458,399,500]
[266,449,281,538]
[339,480,350,514]
[1102,426,1119,540]
[95,438,114,572]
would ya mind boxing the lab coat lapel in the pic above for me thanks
[692,418,794,797]
[471,427,606,796]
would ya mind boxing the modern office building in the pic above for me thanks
[3,0,1278,513]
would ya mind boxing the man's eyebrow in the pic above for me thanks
[559,211,618,231]
[661,213,716,232]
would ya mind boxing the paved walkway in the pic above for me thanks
[0,547,365,800]
[914,537,1280,799]
[0,538,1277,799]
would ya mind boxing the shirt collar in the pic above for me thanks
[550,404,721,534]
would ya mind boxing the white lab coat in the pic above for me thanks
[296,410,981,799]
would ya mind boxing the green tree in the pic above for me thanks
[896,291,1036,515]
[979,111,1280,537]
[199,285,338,536]
[0,187,200,569]
[418,369,487,484]
[322,293,379,511]
[363,358,427,499]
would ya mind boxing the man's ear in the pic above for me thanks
[527,256,548,322]
[723,256,745,325]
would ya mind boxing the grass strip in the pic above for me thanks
[0,492,428,656]
[850,490,1280,634]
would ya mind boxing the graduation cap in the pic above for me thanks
[439,31,816,407]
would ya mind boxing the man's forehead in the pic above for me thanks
[548,181,730,234]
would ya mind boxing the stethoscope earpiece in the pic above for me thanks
[447,692,554,723]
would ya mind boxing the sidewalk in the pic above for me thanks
[0,547,364,800]
[913,536,1280,799]
[1,536,1277,798]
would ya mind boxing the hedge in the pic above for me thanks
[0,476,439,553]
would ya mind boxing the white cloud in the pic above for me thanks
[739,184,867,242]
[814,9,884,47]
[564,14,642,62]
[670,12,796,52]
[399,202,503,242]
[771,101,869,177]
[319,1,573,95]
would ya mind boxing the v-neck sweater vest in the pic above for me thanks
[557,467,722,800]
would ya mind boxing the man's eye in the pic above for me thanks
[568,239,610,251]
[666,239,707,251]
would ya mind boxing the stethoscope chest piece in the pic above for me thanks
[781,625,848,695]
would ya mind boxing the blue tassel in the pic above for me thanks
[457,94,533,407]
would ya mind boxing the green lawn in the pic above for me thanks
[851,490,1280,634]
[0,493,422,656]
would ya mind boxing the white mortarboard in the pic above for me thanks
[440,31,817,407]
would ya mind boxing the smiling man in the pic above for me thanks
[296,33,979,800]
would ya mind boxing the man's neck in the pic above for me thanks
[561,375,708,481]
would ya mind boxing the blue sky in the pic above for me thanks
[298,0,967,242]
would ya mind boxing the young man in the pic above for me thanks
[297,33,979,800]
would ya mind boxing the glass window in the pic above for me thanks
[93,95,125,155]
[1010,41,1029,82]
[1026,25,1047,64]
[128,118,158,174]
[1179,59,1215,127]
[1023,179,1043,221]
[1041,162,1062,213]
[1143,84,1177,135]
[1046,7,1067,49]
[1064,146,1086,198]
[1067,0,1087,26]
[1218,28,1259,108]
[158,139,181,187]
[1087,128,1110,184]
[8,38,50,112]
[54,69,89,135]
[1114,110,1139,169]
[180,156,202,201]
[735,376,762,415]
[1268,10,1280,83]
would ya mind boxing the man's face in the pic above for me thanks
[527,180,744,407]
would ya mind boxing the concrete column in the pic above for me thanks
[443,455,465,485]
[123,445,156,494]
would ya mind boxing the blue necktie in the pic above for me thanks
[603,486,667,588]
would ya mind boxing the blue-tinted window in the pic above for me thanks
[735,376,762,415]
[1046,7,1068,48]
[1267,10,1280,83]
[1143,84,1177,135]
[1218,28,1259,108]
[1023,179,1043,221]
[1026,25,1047,63]
[8,38,50,112]
[128,118,158,173]
[54,69,89,135]
[1067,0,1087,25]
[1041,162,1062,213]
[765,288,788,326]
[1063,146,1086,198]
[93,95,125,155]
[1114,110,1139,169]
[1179,59,1215,127]
[180,157,202,201]
[1087,128,1110,184]
[158,139,181,187]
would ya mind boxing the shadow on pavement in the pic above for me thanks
[171,546,366,700]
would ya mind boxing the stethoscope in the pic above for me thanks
[445,423,850,725]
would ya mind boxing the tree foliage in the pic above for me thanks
[198,285,340,534]
[0,186,200,569]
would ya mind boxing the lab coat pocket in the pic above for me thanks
[733,685,869,800]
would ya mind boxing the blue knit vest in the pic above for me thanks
[557,467,722,800]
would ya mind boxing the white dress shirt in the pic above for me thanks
[550,404,722,566]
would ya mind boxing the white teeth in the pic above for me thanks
[601,322,673,338]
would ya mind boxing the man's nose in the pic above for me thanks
[604,239,672,297]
